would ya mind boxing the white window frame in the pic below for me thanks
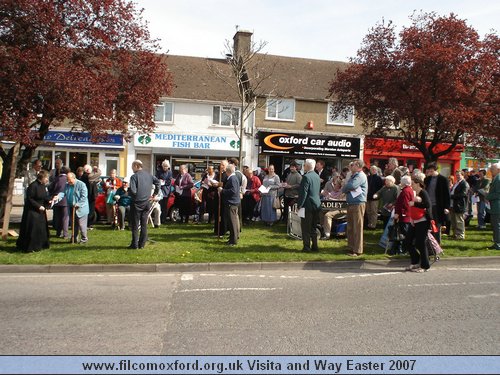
[245,106,255,135]
[327,103,355,126]
[212,105,240,127]
[265,98,295,121]
[154,101,174,123]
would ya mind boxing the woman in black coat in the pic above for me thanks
[16,170,51,252]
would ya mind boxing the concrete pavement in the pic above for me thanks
[0,256,499,274]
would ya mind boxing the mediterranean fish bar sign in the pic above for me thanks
[259,131,360,158]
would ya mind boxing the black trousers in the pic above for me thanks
[160,197,169,223]
[130,201,150,248]
[242,195,257,222]
[405,220,431,269]
[87,199,96,227]
[53,205,68,237]
[301,208,320,251]
[178,196,191,222]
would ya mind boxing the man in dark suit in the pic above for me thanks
[424,162,450,244]
[450,170,469,240]
[129,160,160,249]
[297,159,322,252]
[315,159,330,190]
[220,163,241,246]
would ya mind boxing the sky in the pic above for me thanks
[135,0,499,62]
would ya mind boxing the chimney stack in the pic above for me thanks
[233,30,253,58]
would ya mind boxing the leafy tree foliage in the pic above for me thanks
[0,0,172,215]
[329,12,499,165]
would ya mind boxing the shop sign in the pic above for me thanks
[366,138,464,154]
[321,200,347,210]
[134,132,240,151]
[259,131,360,158]
[44,131,123,146]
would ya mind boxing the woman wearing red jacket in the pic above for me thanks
[242,166,262,224]
[393,175,414,254]
[403,173,433,272]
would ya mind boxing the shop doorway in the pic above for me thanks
[136,153,152,174]
[54,150,67,169]
[69,152,87,173]
[106,159,118,177]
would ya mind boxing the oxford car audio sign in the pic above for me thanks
[259,131,360,158]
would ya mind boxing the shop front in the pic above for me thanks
[461,146,499,175]
[131,132,241,179]
[257,130,363,177]
[5,130,126,177]
[364,137,463,177]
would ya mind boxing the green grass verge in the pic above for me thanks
[0,220,496,265]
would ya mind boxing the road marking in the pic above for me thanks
[444,268,500,271]
[197,271,403,280]
[468,293,500,298]
[400,281,500,288]
[0,273,177,278]
[177,287,282,293]
[181,274,193,281]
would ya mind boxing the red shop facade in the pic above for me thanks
[363,137,463,177]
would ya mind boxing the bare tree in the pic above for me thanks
[208,36,279,164]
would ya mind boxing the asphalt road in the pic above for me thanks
[0,266,498,355]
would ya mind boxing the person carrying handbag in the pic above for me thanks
[403,173,433,273]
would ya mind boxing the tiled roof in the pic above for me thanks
[250,54,348,101]
[164,55,240,103]
[164,54,348,103]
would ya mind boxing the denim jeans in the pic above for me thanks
[477,200,487,227]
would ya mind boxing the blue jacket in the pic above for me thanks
[222,174,241,205]
[156,169,172,196]
[58,180,89,218]
[342,171,368,205]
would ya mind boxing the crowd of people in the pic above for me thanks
[16,156,500,271]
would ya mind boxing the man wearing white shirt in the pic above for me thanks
[23,159,43,189]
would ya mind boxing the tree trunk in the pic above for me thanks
[423,153,439,170]
[0,148,15,220]
[1,143,20,239]
[0,145,33,220]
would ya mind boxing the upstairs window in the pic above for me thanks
[266,98,295,121]
[375,120,401,130]
[154,102,174,123]
[213,106,240,126]
[327,103,354,126]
